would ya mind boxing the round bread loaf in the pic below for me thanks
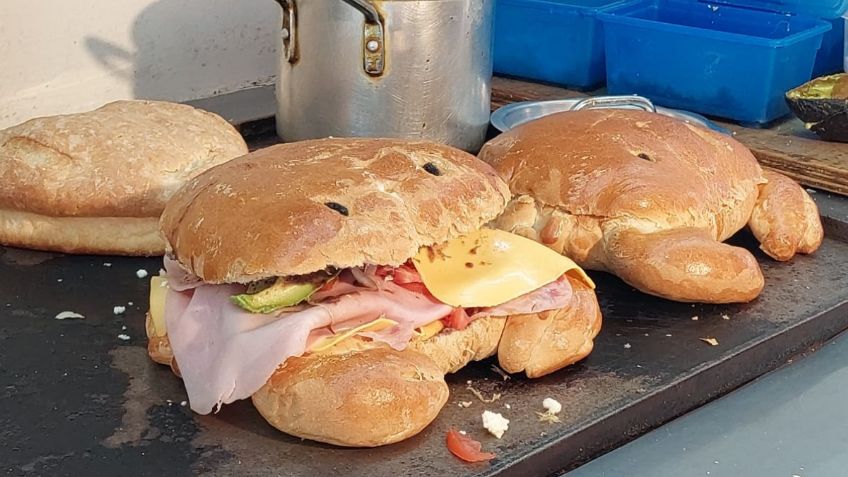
[0,100,248,255]
[481,109,822,303]
[160,138,511,283]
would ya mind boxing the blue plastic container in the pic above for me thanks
[813,17,846,76]
[493,0,639,89]
[599,0,848,124]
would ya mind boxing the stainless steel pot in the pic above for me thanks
[273,0,494,152]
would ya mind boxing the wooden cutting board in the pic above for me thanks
[491,77,848,197]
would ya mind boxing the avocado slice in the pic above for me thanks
[786,74,848,142]
[231,278,319,313]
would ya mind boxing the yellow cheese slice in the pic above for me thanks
[414,320,445,341]
[412,228,593,307]
[149,276,169,337]
[308,318,399,353]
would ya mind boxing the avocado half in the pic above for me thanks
[786,73,848,142]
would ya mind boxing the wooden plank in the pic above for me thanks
[491,77,848,197]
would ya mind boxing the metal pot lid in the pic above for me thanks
[490,95,731,136]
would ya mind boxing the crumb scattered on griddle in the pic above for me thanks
[458,401,473,408]
[103,262,112,267]
[721,314,730,320]
[117,334,131,341]
[691,316,699,321]
[136,269,149,278]
[624,343,631,349]
[113,306,126,315]
[55,311,85,320]
[665,333,673,337]
[700,337,719,346]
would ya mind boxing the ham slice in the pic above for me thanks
[163,266,574,415]
[471,276,573,319]
[165,279,452,414]
[163,255,204,291]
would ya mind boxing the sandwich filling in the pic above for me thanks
[150,229,593,414]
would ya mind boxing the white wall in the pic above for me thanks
[0,0,280,128]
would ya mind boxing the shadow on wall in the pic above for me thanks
[84,0,279,102]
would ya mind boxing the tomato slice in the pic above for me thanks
[443,307,472,330]
[392,263,421,284]
[446,429,496,463]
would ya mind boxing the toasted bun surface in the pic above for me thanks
[161,138,510,283]
[0,209,162,256]
[0,100,248,255]
[480,109,764,240]
[251,346,448,447]
[0,100,248,218]
[498,273,601,377]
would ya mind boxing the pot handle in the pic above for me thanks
[572,95,657,112]
[340,0,385,76]
[274,0,298,63]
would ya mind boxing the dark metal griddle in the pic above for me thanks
[2,141,848,476]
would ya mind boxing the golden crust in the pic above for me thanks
[160,138,511,283]
[0,208,162,256]
[480,109,765,238]
[251,347,448,447]
[0,100,248,218]
[749,170,825,261]
[480,109,822,303]
[497,273,601,377]
[409,316,506,374]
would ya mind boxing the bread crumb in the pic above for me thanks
[136,269,149,278]
[459,430,466,435]
[458,401,473,408]
[128,301,134,306]
[624,343,631,349]
[113,306,126,315]
[700,337,719,346]
[542,398,562,414]
[721,314,730,320]
[55,311,85,320]
[665,334,673,337]
[117,334,131,341]
[122,325,127,330]
[691,316,699,321]
[643,333,649,337]
[57,278,63,283]
[103,262,112,267]
[482,410,509,439]
[504,403,511,409]
[180,401,187,407]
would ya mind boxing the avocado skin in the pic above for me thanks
[786,74,848,143]
[808,111,848,143]
[787,97,847,124]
